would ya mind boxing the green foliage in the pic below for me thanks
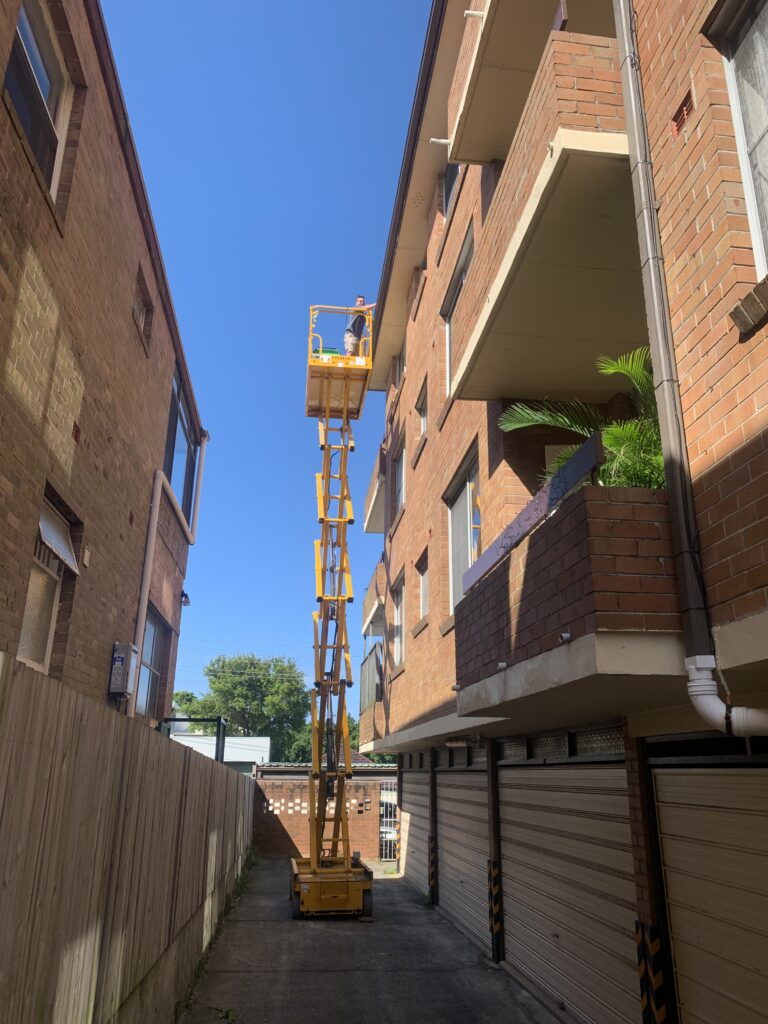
[176,655,310,761]
[498,346,666,489]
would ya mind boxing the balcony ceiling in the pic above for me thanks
[453,134,647,403]
[450,0,616,163]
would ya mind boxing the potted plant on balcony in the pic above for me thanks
[498,346,665,488]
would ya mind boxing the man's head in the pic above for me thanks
[355,295,365,306]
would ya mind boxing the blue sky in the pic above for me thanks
[101,1,431,714]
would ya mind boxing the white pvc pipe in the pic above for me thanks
[127,430,209,718]
[686,655,768,736]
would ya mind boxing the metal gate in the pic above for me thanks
[436,771,490,951]
[499,765,640,1024]
[654,767,768,1024]
[400,770,429,894]
[380,779,397,860]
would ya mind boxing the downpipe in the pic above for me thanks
[613,0,768,735]
[127,429,209,718]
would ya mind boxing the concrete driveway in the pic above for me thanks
[181,859,557,1024]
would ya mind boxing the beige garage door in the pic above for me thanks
[400,770,429,895]
[436,771,490,951]
[654,768,768,1024]
[500,766,640,1024]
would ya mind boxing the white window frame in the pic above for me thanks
[10,1,74,197]
[136,608,166,718]
[447,456,481,613]
[393,442,406,515]
[392,579,405,667]
[416,380,428,437]
[442,225,474,397]
[394,339,407,387]
[17,530,64,675]
[418,555,429,618]
[723,0,768,279]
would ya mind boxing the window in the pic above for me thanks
[17,499,79,674]
[441,225,474,396]
[392,579,405,667]
[164,370,198,521]
[3,1,73,192]
[417,551,429,618]
[393,443,406,516]
[416,380,428,437]
[136,609,167,718]
[394,339,407,388]
[444,162,461,216]
[447,457,481,612]
[133,266,154,351]
[726,0,768,277]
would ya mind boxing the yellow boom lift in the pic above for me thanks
[290,304,374,917]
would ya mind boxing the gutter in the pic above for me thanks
[127,431,209,718]
[373,0,448,355]
[613,0,768,735]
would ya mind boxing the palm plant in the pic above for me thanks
[498,346,666,488]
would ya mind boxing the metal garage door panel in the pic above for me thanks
[654,768,768,1024]
[500,766,639,1024]
[400,772,429,895]
[436,772,489,950]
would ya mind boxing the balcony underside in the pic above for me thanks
[450,0,616,163]
[452,131,647,403]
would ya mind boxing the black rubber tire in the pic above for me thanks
[362,890,373,917]
[291,888,302,919]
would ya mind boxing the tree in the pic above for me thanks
[174,655,310,761]
[498,346,665,489]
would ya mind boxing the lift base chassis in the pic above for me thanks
[290,857,373,917]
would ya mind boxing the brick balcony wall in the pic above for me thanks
[447,0,484,136]
[455,487,681,689]
[449,31,625,381]
[632,0,768,629]
[362,557,387,629]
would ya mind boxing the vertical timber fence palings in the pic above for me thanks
[0,659,255,1024]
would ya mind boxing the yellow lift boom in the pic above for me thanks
[290,304,374,917]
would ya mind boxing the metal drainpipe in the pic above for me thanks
[127,430,210,718]
[612,0,768,735]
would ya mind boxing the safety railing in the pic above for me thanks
[307,304,374,362]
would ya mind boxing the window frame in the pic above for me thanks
[447,455,481,613]
[441,224,474,397]
[164,369,198,522]
[135,607,167,718]
[394,338,407,388]
[723,0,768,279]
[392,577,405,668]
[417,551,429,619]
[4,0,74,196]
[17,534,63,674]
[416,379,428,437]
[393,441,406,516]
[443,161,462,218]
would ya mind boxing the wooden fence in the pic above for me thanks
[0,658,255,1023]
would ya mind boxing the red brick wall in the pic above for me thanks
[450,31,624,380]
[455,487,680,688]
[254,778,384,861]
[631,0,768,628]
[447,0,484,135]
[0,0,195,714]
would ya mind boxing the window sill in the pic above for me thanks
[411,433,428,470]
[389,664,405,684]
[411,615,429,639]
[729,274,768,336]
[388,505,405,541]
[439,615,455,637]
[2,88,64,237]
[436,394,454,432]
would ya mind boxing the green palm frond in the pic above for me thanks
[596,346,656,419]
[498,399,605,437]
[601,420,665,488]
[541,443,582,482]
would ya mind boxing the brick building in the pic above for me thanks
[0,0,205,721]
[253,759,397,863]
[359,1,768,1021]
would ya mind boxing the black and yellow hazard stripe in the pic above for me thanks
[428,833,438,903]
[635,921,668,1023]
[487,859,504,962]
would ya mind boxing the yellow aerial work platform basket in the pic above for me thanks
[292,303,374,918]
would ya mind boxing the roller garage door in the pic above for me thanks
[436,771,490,951]
[500,766,640,1024]
[654,768,768,1024]
[400,770,429,895]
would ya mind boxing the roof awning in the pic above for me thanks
[40,501,79,575]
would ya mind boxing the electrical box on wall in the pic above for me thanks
[110,642,137,696]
